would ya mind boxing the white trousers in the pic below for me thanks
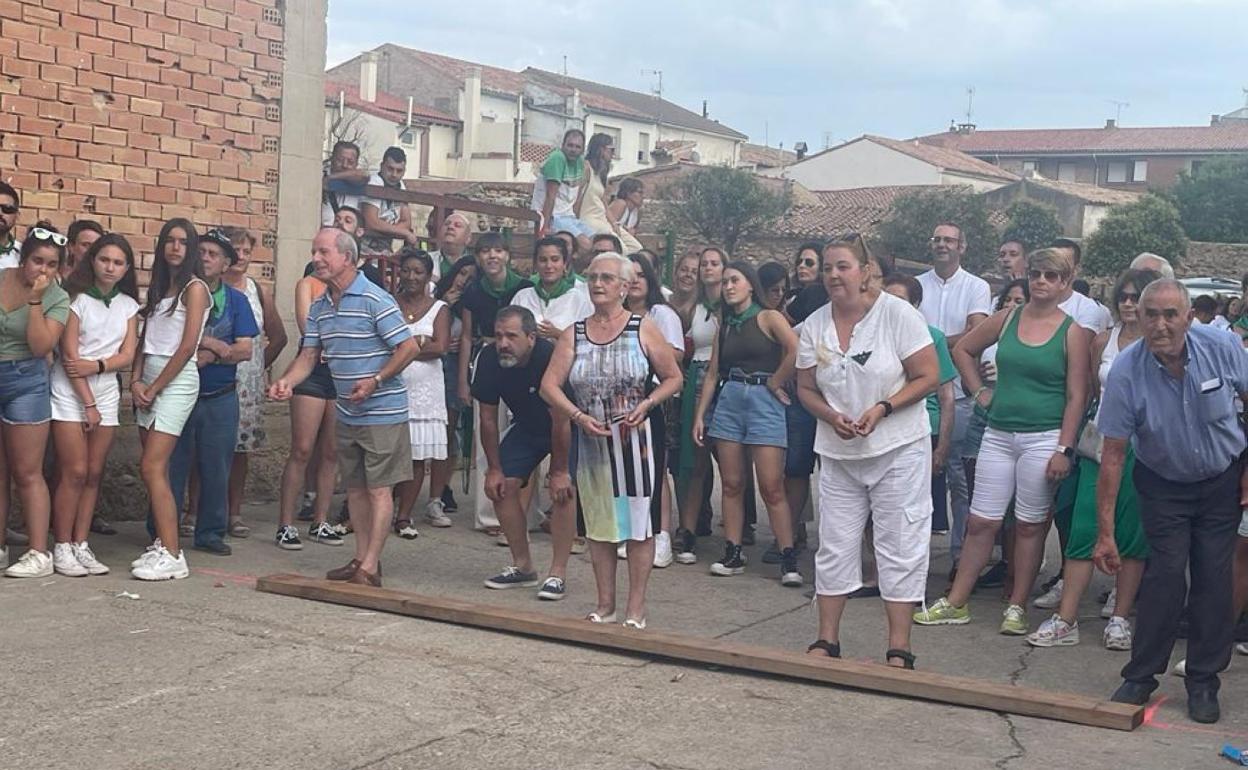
[970,427,1059,524]
[814,438,933,602]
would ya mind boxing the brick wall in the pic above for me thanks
[0,0,287,282]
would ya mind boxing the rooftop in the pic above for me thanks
[918,123,1248,155]
[739,143,798,169]
[324,81,460,126]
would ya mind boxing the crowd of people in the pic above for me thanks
[0,127,1245,724]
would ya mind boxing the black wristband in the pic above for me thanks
[876,399,894,417]
[97,359,105,374]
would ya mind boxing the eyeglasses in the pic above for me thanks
[29,227,67,246]
[930,236,961,245]
[585,271,620,284]
[1027,269,1062,283]
[0,205,17,215]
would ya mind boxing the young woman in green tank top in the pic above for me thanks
[914,248,1089,636]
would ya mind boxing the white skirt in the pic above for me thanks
[50,365,121,427]
[409,419,447,461]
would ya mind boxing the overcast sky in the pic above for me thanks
[327,0,1248,149]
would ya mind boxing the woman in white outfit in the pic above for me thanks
[576,134,643,254]
[798,235,939,669]
[393,250,451,537]
[510,237,592,339]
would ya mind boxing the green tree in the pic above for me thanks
[666,166,790,254]
[1001,200,1063,252]
[877,187,999,273]
[1168,157,1248,243]
[1083,194,1187,277]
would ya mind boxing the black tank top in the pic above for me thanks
[718,315,782,376]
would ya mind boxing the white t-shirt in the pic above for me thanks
[1059,291,1113,334]
[797,292,933,460]
[689,303,719,362]
[359,173,403,253]
[509,285,592,333]
[0,238,20,269]
[143,279,208,357]
[916,267,992,337]
[69,292,141,359]
[646,304,685,352]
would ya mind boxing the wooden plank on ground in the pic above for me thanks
[255,573,1144,732]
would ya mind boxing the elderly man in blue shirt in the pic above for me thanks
[1095,278,1248,724]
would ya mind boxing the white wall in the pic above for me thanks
[586,112,661,177]
[657,126,739,167]
[940,171,1011,193]
[770,139,942,190]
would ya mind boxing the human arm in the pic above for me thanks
[758,309,797,405]
[539,179,560,237]
[607,199,628,231]
[952,308,1010,405]
[326,168,371,185]
[934,380,954,471]
[944,311,987,350]
[797,367,856,440]
[1046,322,1091,481]
[457,307,474,403]
[414,305,449,361]
[294,278,314,336]
[24,277,66,358]
[59,311,101,430]
[854,344,939,437]
[478,401,506,502]
[624,317,683,427]
[539,326,610,437]
[1092,437,1128,575]
[138,282,209,401]
[62,311,139,379]
[1089,329,1110,400]
[361,201,419,246]
[267,346,319,401]
[199,333,253,366]
[258,282,288,368]
[348,336,418,405]
[548,412,574,503]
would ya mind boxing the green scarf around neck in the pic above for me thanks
[480,268,523,300]
[533,272,575,302]
[725,301,761,330]
[700,296,720,316]
[86,284,121,308]
[209,281,227,320]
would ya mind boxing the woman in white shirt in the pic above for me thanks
[797,235,938,668]
[49,234,141,577]
[510,237,592,339]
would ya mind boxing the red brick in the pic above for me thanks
[191,74,223,95]
[141,116,173,135]
[209,94,239,114]
[232,0,260,19]
[1,56,39,78]
[126,61,161,83]
[22,5,60,27]
[60,13,96,35]
[76,179,112,198]
[78,35,112,55]
[44,137,81,157]
[123,165,157,185]
[2,94,37,117]
[111,77,144,97]
[41,0,80,13]
[20,78,58,100]
[130,201,164,218]
[226,16,253,36]
[209,27,240,47]
[176,155,208,174]
[78,0,112,19]
[4,172,41,191]
[236,101,263,119]
[255,21,281,41]
[37,102,75,123]
[133,0,165,11]
[205,194,235,212]
[205,0,234,12]
[93,126,127,146]
[145,83,176,102]
[131,26,162,48]
[222,114,251,133]
[158,67,191,88]
[225,48,254,69]
[108,110,143,131]
[41,63,78,85]
[56,47,92,69]
[179,88,208,108]
[221,80,251,100]
[142,185,176,203]
[191,142,222,160]
[163,103,194,122]
[0,116,16,136]
[174,121,208,141]
[40,27,78,49]
[160,135,190,155]
[96,20,130,42]
[18,40,56,63]
[110,181,143,200]
[57,122,94,141]
[86,162,123,181]
[128,132,158,151]
[77,142,112,161]
[147,151,177,170]
[174,189,205,207]
[91,197,127,216]
[158,170,189,188]
[196,7,227,28]
[165,0,194,20]
[113,147,146,164]
[209,160,238,179]
[18,114,56,135]
[17,154,54,173]
[94,57,127,77]
[1,19,40,43]
[208,60,240,82]
[113,6,146,27]
[194,40,225,62]
[113,42,145,62]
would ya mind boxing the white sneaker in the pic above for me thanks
[131,547,189,581]
[1033,579,1063,609]
[1103,616,1132,651]
[653,532,673,568]
[0,545,7,570]
[131,539,163,569]
[1027,614,1079,647]
[617,543,627,560]
[53,542,88,577]
[5,549,53,578]
[1100,587,1118,619]
[424,499,452,527]
[1237,643,1248,656]
[72,542,110,575]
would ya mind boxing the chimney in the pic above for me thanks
[1212,114,1222,126]
[359,51,378,103]
[702,100,708,118]
[1104,118,1116,129]
[795,141,808,161]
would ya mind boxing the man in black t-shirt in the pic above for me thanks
[472,307,576,600]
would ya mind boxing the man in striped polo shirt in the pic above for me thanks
[271,227,418,587]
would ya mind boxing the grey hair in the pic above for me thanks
[495,305,537,336]
[317,226,359,264]
[1130,252,1174,279]
[588,251,636,283]
[1140,277,1190,310]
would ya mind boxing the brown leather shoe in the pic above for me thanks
[326,559,361,581]
[348,567,381,587]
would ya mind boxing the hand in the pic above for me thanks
[447,334,461,354]
[483,467,507,503]
[1045,452,1071,482]
[29,272,50,301]
[1093,536,1121,576]
[63,358,98,379]
[131,381,154,410]
[975,389,992,411]
[537,320,562,340]
[200,336,228,356]
[82,404,101,433]
[548,470,574,504]
[978,360,997,381]
[405,232,422,247]
[349,376,378,404]
[692,415,706,447]
[767,378,791,406]
[932,447,948,474]
[853,404,887,437]
[444,289,463,307]
[829,411,857,440]
[268,379,293,401]
[623,398,652,428]
[575,411,612,438]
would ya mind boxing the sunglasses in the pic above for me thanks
[30,227,67,247]
[0,205,17,215]
[1116,291,1140,304]
[1027,269,1062,283]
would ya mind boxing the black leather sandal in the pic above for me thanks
[807,640,841,658]
[885,648,916,670]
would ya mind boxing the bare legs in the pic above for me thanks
[278,396,337,528]
[588,536,655,621]
[716,441,793,549]
[140,429,182,555]
[6,423,52,554]
[348,485,392,575]
[51,422,116,545]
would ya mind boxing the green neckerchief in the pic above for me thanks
[533,273,575,302]
[480,268,523,300]
[440,255,455,279]
[725,301,762,330]
[209,281,227,320]
[86,284,121,308]
[700,296,721,316]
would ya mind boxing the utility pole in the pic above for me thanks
[965,86,975,125]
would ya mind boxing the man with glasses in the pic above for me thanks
[916,223,992,582]
[0,182,21,269]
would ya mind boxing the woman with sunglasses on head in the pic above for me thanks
[48,234,141,577]
[916,248,1089,635]
[129,218,210,581]
[1027,268,1161,651]
[576,134,644,255]
[0,223,71,578]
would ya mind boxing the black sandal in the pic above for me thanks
[806,640,841,658]
[885,648,916,670]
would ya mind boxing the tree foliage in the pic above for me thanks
[877,187,999,273]
[1083,194,1187,278]
[1168,157,1248,243]
[666,166,790,254]
[1001,200,1063,253]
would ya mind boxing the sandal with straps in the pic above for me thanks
[806,640,841,658]
[885,648,917,670]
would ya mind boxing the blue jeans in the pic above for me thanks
[168,390,240,548]
[946,396,974,563]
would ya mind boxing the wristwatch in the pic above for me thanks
[1055,445,1075,460]
[371,374,382,387]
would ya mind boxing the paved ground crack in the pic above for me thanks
[713,600,808,640]
[993,713,1026,769]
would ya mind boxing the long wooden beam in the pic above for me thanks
[255,573,1144,732]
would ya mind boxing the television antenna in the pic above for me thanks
[965,86,975,125]
[1107,99,1130,124]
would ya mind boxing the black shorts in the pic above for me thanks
[293,361,336,400]
[500,422,577,483]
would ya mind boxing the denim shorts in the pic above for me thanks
[551,214,595,239]
[707,375,787,448]
[784,395,817,477]
[0,357,51,425]
[292,360,336,400]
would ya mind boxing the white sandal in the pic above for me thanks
[587,611,617,624]
[623,618,647,630]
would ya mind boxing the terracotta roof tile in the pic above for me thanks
[918,124,1248,155]
[324,81,460,126]
[864,136,1018,181]
[739,143,797,168]
[1018,176,1144,205]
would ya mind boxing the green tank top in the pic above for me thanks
[987,309,1074,433]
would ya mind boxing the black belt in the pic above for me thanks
[200,383,237,400]
[723,372,770,386]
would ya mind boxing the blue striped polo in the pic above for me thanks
[302,270,412,426]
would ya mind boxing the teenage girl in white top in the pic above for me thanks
[49,234,141,577]
[129,219,210,581]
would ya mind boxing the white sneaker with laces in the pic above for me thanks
[425,499,452,528]
[1237,643,1248,656]
[131,539,163,569]
[1033,579,1064,609]
[72,542,110,575]
[1027,614,1079,647]
[0,545,6,570]
[53,542,88,577]
[131,547,189,581]
[1103,616,1132,651]
[1100,587,1118,619]
[5,549,53,578]
[653,532,673,568]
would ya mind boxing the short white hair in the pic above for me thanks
[1140,277,1190,311]
[588,251,636,283]
[1130,252,1174,279]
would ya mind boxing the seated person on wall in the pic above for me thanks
[360,146,421,258]
[532,129,593,257]
[321,140,368,226]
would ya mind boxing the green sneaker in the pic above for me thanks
[1000,604,1029,635]
[913,597,970,626]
